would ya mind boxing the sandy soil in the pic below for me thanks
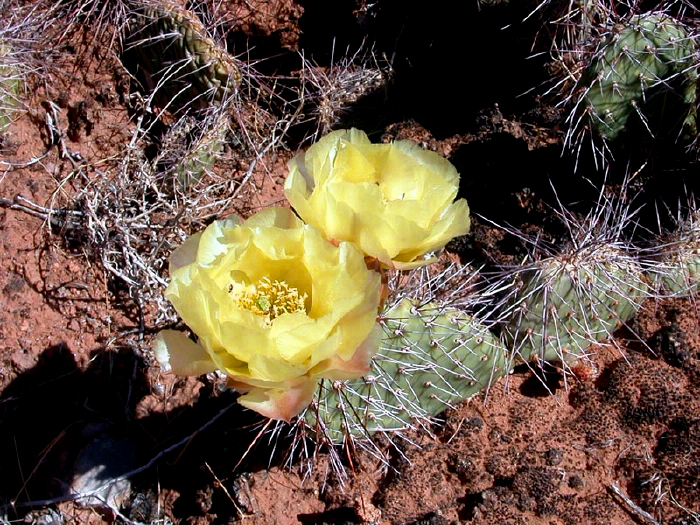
[1,1,700,525]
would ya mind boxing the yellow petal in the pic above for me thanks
[154,330,218,375]
[158,206,383,421]
[247,353,309,383]
[331,141,379,184]
[270,313,329,363]
[311,322,382,379]
[284,128,470,268]
[196,216,242,267]
[243,207,303,229]
[169,232,202,273]
[236,379,318,422]
[393,139,460,187]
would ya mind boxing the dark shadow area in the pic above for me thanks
[457,490,484,521]
[445,129,595,269]
[298,0,554,139]
[518,363,565,398]
[450,132,576,224]
[0,343,296,524]
[298,506,357,524]
[0,343,148,507]
[296,0,374,64]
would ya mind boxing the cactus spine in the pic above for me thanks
[501,245,648,367]
[647,208,700,297]
[303,298,508,444]
[575,12,697,142]
[125,1,240,111]
[156,112,229,190]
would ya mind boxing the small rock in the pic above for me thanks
[22,507,63,525]
[11,349,36,371]
[71,426,137,514]
[545,448,563,466]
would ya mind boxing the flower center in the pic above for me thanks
[229,276,307,325]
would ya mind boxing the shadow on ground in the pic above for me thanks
[0,342,287,523]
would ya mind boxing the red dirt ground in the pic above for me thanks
[2,2,700,525]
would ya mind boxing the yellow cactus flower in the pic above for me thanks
[284,128,471,269]
[154,208,383,421]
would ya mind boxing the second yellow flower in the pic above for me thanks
[285,128,471,269]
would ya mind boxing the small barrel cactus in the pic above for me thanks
[573,12,697,143]
[303,298,508,444]
[501,244,648,368]
[125,1,240,112]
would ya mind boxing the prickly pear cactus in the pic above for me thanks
[647,209,700,296]
[578,12,697,142]
[303,298,508,444]
[125,1,240,111]
[502,245,648,367]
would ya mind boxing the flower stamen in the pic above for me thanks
[229,276,307,325]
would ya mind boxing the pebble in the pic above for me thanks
[71,426,137,514]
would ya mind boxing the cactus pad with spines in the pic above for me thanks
[648,209,700,297]
[502,245,648,367]
[579,12,697,142]
[126,1,240,111]
[303,298,508,444]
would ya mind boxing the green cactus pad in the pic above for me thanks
[502,245,648,367]
[126,1,240,111]
[648,210,700,296]
[303,298,508,444]
[653,252,700,296]
[581,12,696,141]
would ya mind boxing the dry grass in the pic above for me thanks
[0,0,309,338]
